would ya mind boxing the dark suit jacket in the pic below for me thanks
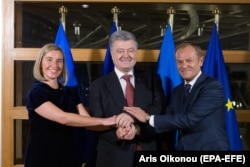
[89,70,166,167]
[154,73,230,150]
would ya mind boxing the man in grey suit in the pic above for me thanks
[89,30,166,167]
[126,41,230,150]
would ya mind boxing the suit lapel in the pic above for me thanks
[134,73,147,106]
[105,71,127,109]
[187,73,207,99]
[175,84,188,112]
[184,73,207,108]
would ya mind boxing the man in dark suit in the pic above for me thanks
[126,41,230,150]
[89,30,166,167]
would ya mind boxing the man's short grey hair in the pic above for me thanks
[109,30,138,49]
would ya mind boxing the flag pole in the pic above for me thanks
[73,21,81,42]
[111,6,120,30]
[167,7,175,32]
[102,6,119,75]
[212,8,220,33]
[59,6,67,31]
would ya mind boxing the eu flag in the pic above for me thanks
[202,23,243,150]
[55,22,78,86]
[55,23,99,167]
[157,24,182,150]
[102,21,117,75]
[157,23,182,99]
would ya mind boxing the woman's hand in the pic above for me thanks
[102,115,117,126]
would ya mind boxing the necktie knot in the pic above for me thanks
[122,74,132,81]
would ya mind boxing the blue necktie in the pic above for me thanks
[184,84,191,98]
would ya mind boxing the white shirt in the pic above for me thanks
[114,67,134,97]
[184,71,202,92]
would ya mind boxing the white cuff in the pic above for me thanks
[149,115,155,127]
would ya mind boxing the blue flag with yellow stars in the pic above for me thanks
[202,23,243,150]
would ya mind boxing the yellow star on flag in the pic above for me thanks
[225,98,233,111]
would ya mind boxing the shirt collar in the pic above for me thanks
[185,71,202,87]
[115,67,134,79]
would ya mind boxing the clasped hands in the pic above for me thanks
[115,106,149,140]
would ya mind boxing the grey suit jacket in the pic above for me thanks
[89,70,166,167]
[154,73,230,150]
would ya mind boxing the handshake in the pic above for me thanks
[115,106,150,140]
[102,106,150,140]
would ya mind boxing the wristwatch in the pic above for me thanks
[145,115,151,123]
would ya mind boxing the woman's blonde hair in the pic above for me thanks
[33,43,68,85]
